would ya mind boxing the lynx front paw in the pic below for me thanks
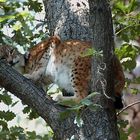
[53,94,64,102]
[24,74,32,79]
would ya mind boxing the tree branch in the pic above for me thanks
[117,101,140,116]
[0,59,66,132]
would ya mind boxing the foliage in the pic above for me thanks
[112,0,140,72]
[113,0,140,90]
[0,89,54,139]
[0,0,52,139]
[60,92,102,127]
[112,0,140,139]
[0,0,48,50]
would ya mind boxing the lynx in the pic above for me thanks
[24,35,125,107]
[0,45,18,65]
[0,37,125,107]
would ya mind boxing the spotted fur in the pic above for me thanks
[0,37,125,106]
[25,36,125,105]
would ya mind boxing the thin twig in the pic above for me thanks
[115,24,140,35]
[117,101,140,116]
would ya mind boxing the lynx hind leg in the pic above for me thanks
[55,57,90,103]
[113,55,125,96]
[112,55,125,109]
[24,72,40,81]
[69,57,91,103]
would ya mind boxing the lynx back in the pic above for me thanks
[22,35,125,108]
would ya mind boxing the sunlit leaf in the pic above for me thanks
[0,15,15,22]
[58,100,78,107]
[81,48,103,57]
[85,92,101,100]
[88,104,102,111]
[0,0,6,2]
[74,111,84,127]
[81,98,93,106]
[12,22,22,31]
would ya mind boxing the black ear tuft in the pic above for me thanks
[114,96,123,109]
[10,48,15,54]
[24,52,30,64]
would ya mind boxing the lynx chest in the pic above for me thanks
[45,52,74,93]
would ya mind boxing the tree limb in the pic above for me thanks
[117,101,140,116]
[0,59,66,132]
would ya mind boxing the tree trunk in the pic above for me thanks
[0,60,118,139]
[43,0,93,41]
[42,0,119,139]
[0,0,120,139]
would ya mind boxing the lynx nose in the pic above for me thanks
[9,60,19,66]
[9,60,15,66]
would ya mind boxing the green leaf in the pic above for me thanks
[74,111,84,127]
[23,106,39,119]
[0,120,8,130]
[85,92,101,100]
[115,1,127,14]
[17,11,30,18]
[24,0,43,12]
[0,93,12,105]
[27,131,37,139]
[10,126,24,138]
[4,111,16,121]
[127,0,137,13]
[88,104,102,111]
[0,15,15,22]
[115,44,139,71]
[134,77,140,84]
[12,22,22,31]
[81,98,93,106]
[81,48,103,57]
[22,106,30,114]
[0,0,6,2]
[0,111,16,121]
[58,100,78,107]
[28,109,39,120]
[59,110,73,120]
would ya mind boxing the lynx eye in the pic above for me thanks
[10,48,15,55]
[24,52,30,64]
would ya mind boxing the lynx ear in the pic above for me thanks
[53,35,61,44]
[24,51,30,64]
[49,35,61,48]
[9,48,15,55]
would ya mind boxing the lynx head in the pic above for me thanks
[0,45,20,65]
[0,45,27,73]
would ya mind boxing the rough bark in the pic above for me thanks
[0,60,118,140]
[0,0,120,139]
[43,0,93,41]
[89,0,119,139]
[43,0,119,139]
